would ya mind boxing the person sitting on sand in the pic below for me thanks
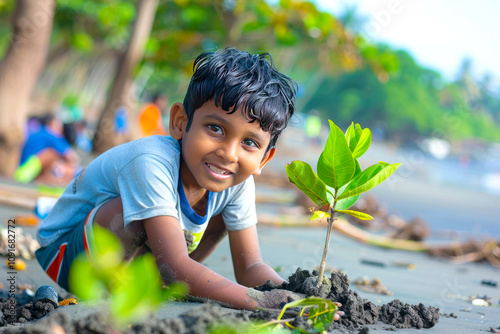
[14,113,79,186]
[35,48,342,315]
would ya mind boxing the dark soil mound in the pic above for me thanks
[3,268,439,333]
[256,268,439,331]
[0,287,74,328]
[4,303,252,334]
[0,296,56,327]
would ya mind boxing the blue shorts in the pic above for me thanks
[35,208,97,291]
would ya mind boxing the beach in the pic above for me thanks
[1,130,499,333]
[1,199,499,333]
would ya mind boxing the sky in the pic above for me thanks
[313,0,500,85]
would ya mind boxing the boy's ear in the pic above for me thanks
[169,102,188,140]
[253,148,276,176]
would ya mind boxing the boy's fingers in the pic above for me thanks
[334,311,345,321]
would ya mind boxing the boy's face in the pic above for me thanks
[170,101,275,193]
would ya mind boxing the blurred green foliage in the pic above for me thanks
[69,225,187,325]
[305,49,500,142]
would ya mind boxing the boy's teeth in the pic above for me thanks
[208,164,230,174]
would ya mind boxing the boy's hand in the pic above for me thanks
[246,288,305,309]
[247,288,344,321]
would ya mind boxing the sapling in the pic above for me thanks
[286,120,401,286]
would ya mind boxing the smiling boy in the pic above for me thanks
[35,48,301,309]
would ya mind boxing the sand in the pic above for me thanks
[1,131,499,333]
[1,207,499,333]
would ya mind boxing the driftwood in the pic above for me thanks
[429,240,500,268]
[257,214,500,267]
[257,214,430,252]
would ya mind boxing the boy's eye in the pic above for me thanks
[207,124,223,133]
[242,139,259,148]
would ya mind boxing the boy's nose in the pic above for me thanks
[216,140,239,163]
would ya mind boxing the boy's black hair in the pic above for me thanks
[183,47,298,149]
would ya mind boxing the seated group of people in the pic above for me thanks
[15,95,169,186]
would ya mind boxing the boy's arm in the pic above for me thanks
[144,215,259,309]
[228,224,285,287]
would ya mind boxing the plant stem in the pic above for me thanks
[317,206,337,287]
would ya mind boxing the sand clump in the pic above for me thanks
[255,268,440,331]
[0,290,56,327]
[2,268,439,333]
[3,303,252,334]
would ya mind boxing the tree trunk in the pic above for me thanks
[0,0,55,177]
[92,0,159,154]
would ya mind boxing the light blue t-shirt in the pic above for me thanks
[36,136,257,253]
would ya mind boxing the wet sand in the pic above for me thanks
[1,129,499,332]
[1,202,499,333]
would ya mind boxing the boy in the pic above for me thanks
[36,48,301,309]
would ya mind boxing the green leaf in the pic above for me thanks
[276,297,338,332]
[337,162,401,200]
[335,194,359,211]
[353,159,362,178]
[336,209,374,220]
[352,128,372,158]
[346,123,372,159]
[162,282,188,301]
[68,254,107,300]
[286,161,329,206]
[309,301,336,332]
[317,120,356,190]
[91,225,124,271]
[345,122,355,151]
[354,123,362,138]
[310,210,330,220]
[111,254,165,322]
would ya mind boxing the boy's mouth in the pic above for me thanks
[206,163,232,175]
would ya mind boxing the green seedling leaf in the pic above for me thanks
[354,123,362,138]
[353,159,362,178]
[69,225,187,325]
[335,209,374,220]
[111,253,166,322]
[352,128,372,158]
[286,161,329,206]
[309,302,337,332]
[310,210,330,220]
[69,254,107,300]
[335,194,360,211]
[91,224,124,271]
[337,162,401,200]
[317,120,356,190]
[345,122,360,153]
[276,297,338,333]
[345,122,356,151]
[346,123,372,159]
[162,282,188,301]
